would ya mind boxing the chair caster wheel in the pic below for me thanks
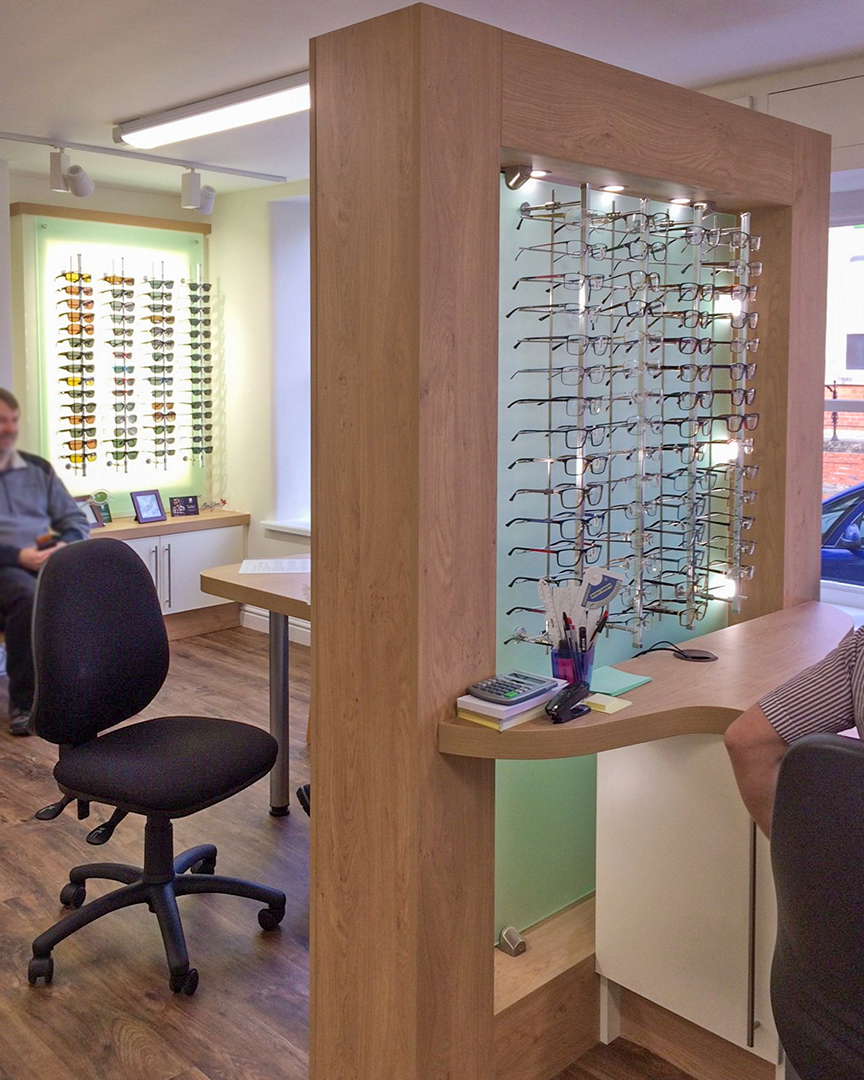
[28,955,54,986]
[191,858,216,875]
[169,967,199,995]
[60,882,86,908]
[258,905,285,932]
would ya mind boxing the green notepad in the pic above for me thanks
[590,665,652,697]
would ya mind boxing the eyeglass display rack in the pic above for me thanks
[504,184,759,649]
[52,257,215,477]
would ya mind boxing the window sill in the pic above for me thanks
[261,519,311,538]
[820,579,864,627]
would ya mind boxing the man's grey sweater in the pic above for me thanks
[0,451,89,567]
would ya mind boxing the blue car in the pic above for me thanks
[822,480,864,584]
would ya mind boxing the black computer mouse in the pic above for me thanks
[545,680,591,724]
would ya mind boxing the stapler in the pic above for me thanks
[545,680,591,724]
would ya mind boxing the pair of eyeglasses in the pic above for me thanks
[146,304,173,313]
[153,411,176,421]
[107,337,134,347]
[65,439,97,451]
[189,305,210,315]
[59,377,94,387]
[114,402,136,412]
[114,375,135,385]
[608,238,667,260]
[147,377,173,385]
[597,210,673,232]
[108,451,139,460]
[717,229,761,251]
[59,285,92,296]
[190,365,213,374]
[58,351,94,361]
[109,438,138,448]
[188,282,211,293]
[146,365,173,374]
[103,287,134,299]
[104,314,135,324]
[188,434,212,444]
[517,239,609,262]
[62,308,94,320]
[711,412,760,433]
[62,389,95,399]
[187,329,211,339]
[147,278,174,288]
[57,272,91,283]
[146,291,172,301]
[514,334,611,354]
[671,387,756,409]
[103,275,135,286]
[191,352,212,362]
[191,410,213,420]
[62,452,96,463]
[141,315,174,325]
[60,363,95,373]
[189,376,212,385]
[64,413,95,425]
[61,325,93,338]
[666,226,721,248]
[188,422,214,431]
[106,301,135,313]
[113,365,135,375]
[59,426,96,437]
[58,297,94,310]
[701,260,762,277]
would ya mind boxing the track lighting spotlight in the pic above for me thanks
[180,169,216,214]
[49,149,94,198]
[502,164,534,191]
[197,184,216,215]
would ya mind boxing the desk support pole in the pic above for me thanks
[269,611,290,816]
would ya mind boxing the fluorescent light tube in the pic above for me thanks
[114,72,310,149]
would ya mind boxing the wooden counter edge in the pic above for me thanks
[91,510,250,540]
[438,705,741,760]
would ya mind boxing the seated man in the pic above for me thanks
[0,389,89,734]
[725,625,864,837]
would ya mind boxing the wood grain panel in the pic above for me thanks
[162,601,240,640]
[495,897,595,1013]
[501,35,796,207]
[440,601,850,759]
[9,203,211,234]
[494,957,599,1080]
[310,7,500,1079]
[619,988,774,1080]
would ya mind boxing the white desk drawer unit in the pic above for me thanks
[92,510,249,616]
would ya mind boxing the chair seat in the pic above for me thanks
[54,716,278,816]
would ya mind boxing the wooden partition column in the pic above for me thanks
[311,7,829,1079]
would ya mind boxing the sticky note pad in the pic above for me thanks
[590,665,652,697]
[585,693,631,714]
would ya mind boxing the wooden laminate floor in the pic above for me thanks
[0,626,696,1080]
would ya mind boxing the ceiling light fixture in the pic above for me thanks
[502,164,534,190]
[671,197,691,205]
[180,169,216,215]
[114,72,310,149]
[49,149,94,198]
[602,185,625,193]
[530,169,550,179]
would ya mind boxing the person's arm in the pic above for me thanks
[45,470,89,542]
[724,704,789,838]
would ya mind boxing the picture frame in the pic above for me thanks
[130,489,167,524]
[170,495,200,518]
[75,496,105,529]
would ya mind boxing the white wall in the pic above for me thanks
[208,180,311,559]
[0,162,11,388]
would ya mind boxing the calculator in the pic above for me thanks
[467,671,560,705]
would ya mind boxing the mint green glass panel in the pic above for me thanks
[494,182,728,935]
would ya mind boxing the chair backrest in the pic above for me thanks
[771,733,864,1079]
[31,538,170,744]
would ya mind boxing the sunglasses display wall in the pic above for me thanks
[53,261,215,476]
[504,185,759,648]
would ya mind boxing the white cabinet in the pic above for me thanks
[121,525,244,614]
[595,735,780,1065]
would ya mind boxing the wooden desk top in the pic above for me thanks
[438,601,853,760]
[200,559,311,621]
[93,509,250,541]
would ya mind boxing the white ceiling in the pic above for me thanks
[2,0,864,196]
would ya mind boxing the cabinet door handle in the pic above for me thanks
[152,545,160,598]
[747,819,757,1047]
[164,543,172,608]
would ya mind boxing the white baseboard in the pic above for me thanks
[241,604,311,647]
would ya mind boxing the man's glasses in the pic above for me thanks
[102,288,134,299]
[147,279,174,288]
[58,298,94,310]
[103,275,135,286]
[62,453,97,463]
[60,363,95,373]
[57,272,91,283]
[59,285,93,296]
[58,351,94,361]
[65,439,98,451]
[58,377,94,387]
[188,282,212,292]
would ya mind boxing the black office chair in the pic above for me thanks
[27,538,286,995]
[771,733,864,1079]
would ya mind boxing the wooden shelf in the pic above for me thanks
[439,602,852,760]
[91,509,250,541]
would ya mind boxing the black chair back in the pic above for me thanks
[31,539,169,744]
[771,733,864,1079]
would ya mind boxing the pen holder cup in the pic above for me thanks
[551,646,594,688]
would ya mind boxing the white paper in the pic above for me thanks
[238,557,310,574]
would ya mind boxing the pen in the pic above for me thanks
[589,609,608,647]
[579,624,588,653]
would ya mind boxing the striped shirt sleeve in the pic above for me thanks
[758,627,864,743]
